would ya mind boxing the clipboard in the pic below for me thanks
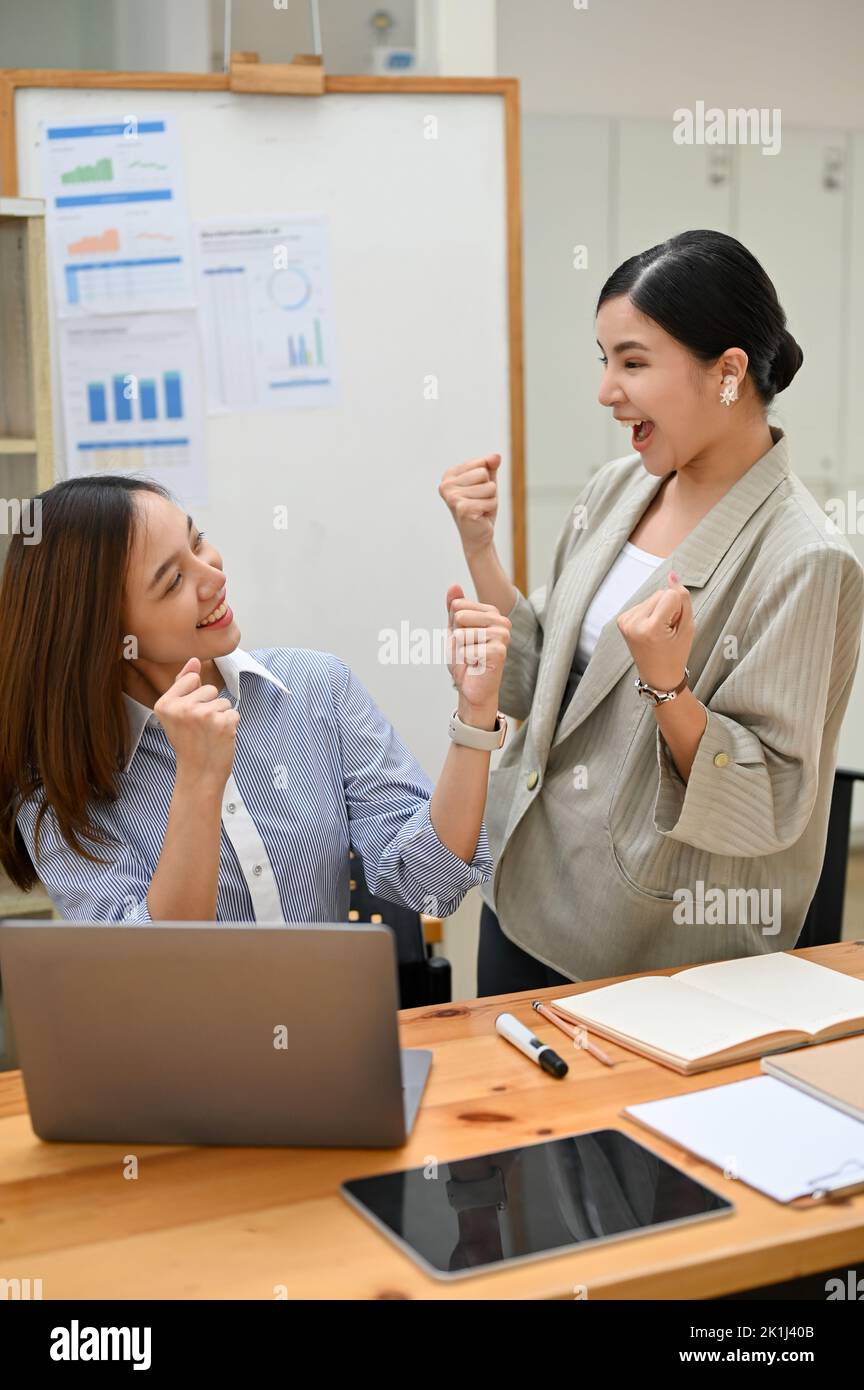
[623,1076,864,1206]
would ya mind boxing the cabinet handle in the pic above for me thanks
[822,147,845,191]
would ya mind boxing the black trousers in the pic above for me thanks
[477,902,572,997]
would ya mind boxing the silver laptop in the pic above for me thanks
[0,921,432,1147]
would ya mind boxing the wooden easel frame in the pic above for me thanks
[0,69,526,592]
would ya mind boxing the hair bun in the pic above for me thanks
[769,330,804,394]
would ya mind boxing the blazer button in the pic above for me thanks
[527,770,539,790]
[713,752,730,768]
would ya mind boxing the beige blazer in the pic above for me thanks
[482,427,864,980]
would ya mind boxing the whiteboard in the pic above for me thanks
[14,85,515,779]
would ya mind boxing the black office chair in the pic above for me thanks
[348,850,452,1009]
[797,767,864,948]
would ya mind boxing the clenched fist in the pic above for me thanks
[446,583,511,716]
[439,453,501,559]
[155,657,240,790]
[617,572,694,691]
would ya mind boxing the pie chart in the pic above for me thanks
[268,266,311,311]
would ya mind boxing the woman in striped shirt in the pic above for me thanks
[0,476,510,925]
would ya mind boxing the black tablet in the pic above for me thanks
[341,1128,733,1280]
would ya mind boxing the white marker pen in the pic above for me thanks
[495,1012,568,1078]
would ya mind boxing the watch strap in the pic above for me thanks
[448,709,507,750]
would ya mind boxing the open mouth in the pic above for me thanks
[617,417,655,447]
[196,592,232,629]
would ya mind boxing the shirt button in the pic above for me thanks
[713,752,730,768]
[226,802,236,814]
[527,770,539,790]
[252,864,263,877]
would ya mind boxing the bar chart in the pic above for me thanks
[287,321,325,368]
[59,313,206,506]
[85,370,185,425]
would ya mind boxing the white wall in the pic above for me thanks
[113,0,211,73]
[0,0,419,76]
[0,0,116,71]
[498,0,864,128]
[208,0,417,73]
[430,0,496,76]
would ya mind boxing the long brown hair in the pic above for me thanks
[0,475,171,890]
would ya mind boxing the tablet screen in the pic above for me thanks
[341,1128,733,1280]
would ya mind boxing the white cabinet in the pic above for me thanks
[736,129,848,499]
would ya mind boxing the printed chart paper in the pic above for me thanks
[58,312,207,508]
[42,115,196,316]
[197,216,338,412]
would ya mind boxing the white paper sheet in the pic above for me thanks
[626,1076,864,1203]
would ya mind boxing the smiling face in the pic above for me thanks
[121,491,240,672]
[596,295,748,477]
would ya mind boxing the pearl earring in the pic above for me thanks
[720,374,739,406]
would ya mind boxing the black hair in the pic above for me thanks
[596,229,803,406]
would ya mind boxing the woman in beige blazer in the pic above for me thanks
[441,229,864,995]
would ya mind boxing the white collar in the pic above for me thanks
[121,647,286,773]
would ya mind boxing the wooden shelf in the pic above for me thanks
[0,197,45,218]
[0,202,53,493]
[0,888,54,919]
[0,437,37,453]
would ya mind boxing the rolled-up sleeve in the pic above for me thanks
[332,662,492,916]
[15,794,153,923]
[653,545,864,856]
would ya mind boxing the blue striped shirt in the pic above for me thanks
[15,647,492,924]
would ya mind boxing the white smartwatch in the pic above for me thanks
[448,708,508,750]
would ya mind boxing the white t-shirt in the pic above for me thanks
[575,539,665,669]
[557,540,665,724]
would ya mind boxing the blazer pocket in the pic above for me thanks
[485,758,523,851]
[605,730,707,901]
[606,825,677,902]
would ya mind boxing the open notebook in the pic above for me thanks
[548,952,864,1075]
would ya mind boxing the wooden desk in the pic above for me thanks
[2,941,863,1300]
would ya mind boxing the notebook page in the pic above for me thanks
[550,976,791,1063]
[625,1076,864,1203]
[679,953,864,1035]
